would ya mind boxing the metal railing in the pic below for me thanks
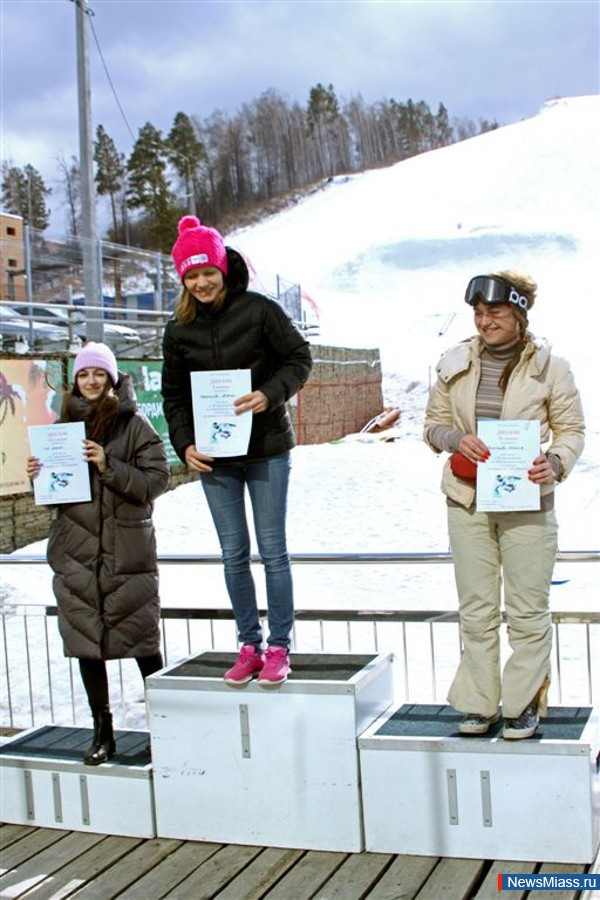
[6,549,597,566]
[1,225,319,349]
[1,551,598,730]
[1,298,172,358]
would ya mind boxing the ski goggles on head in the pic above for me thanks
[464,275,529,315]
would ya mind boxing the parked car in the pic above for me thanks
[0,306,69,351]
[13,303,141,353]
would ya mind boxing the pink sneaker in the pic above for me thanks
[224,645,263,686]
[257,646,291,687]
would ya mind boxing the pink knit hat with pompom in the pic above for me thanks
[171,215,228,281]
[73,342,118,385]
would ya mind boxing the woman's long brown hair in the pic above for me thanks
[60,379,119,441]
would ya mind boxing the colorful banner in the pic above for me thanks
[0,358,63,497]
[1,356,179,497]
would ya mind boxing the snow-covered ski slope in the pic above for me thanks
[229,94,599,393]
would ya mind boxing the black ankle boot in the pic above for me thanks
[84,710,116,766]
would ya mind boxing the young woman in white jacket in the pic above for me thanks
[424,271,584,739]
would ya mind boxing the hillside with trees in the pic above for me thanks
[2,83,498,251]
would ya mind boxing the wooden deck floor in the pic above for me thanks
[1,823,598,900]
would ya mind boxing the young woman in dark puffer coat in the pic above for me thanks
[27,342,170,764]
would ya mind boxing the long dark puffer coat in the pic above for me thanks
[161,249,313,464]
[47,374,170,660]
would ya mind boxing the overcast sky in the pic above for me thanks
[1,0,598,224]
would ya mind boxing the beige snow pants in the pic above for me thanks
[447,505,558,719]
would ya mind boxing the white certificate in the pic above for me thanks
[28,422,91,505]
[476,419,541,512]
[191,369,252,457]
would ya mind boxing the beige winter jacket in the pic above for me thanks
[424,335,585,509]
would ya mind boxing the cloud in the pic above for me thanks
[1,0,597,229]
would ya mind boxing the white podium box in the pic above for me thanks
[0,725,155,838]
[359,704,600,864]
[147,651,394,851]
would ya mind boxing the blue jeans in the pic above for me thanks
[200,452,293,649]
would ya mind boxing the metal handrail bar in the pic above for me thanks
[2,554,597,726]
[39,607,600,625]
[3,301,172,318]
[2,550,598,566]
[2,606,597,729]
[2,299,172,329]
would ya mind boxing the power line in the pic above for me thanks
[76,0,137,143]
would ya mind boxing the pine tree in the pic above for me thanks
[1,162,51,231]
[306,83,342,176]
[404,99,420,156]
[166,112,206,212]
[127,123,169,207]
[94,124,126,241]
[435,103,454,147]
[388,100,411,159]
[94,125,128,304]
[127,122,180,252]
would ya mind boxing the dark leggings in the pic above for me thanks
[78,654,164,713]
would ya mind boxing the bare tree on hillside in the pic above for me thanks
[57,154,81,238]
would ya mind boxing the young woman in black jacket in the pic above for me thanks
[162,216,312,686]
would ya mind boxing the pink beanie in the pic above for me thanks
[171,215,228,282]
[73,342,118,386]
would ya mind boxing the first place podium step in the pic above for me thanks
[146,650,394,851]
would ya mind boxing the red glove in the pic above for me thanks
[449,451,477,481]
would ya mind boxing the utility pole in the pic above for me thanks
[75,0,102,341]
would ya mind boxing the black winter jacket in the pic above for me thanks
[46,374,170,660]
[162,284,313,463]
